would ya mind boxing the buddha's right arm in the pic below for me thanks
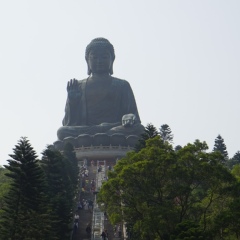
[68,90,81,102]
[67,79,81,103]
[62,80,81,126]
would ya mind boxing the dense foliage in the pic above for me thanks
[0,167,11,216]
[0,138,79,240]
[98,136,240,240]
[227,151,240,170]
[0,137,51,239]
[135,123,159,152]
[0,127,240,240]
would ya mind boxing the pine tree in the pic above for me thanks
[213,134,228,160]
[159,124,174,143]
[175,145,182,152]
[41,147,74,240]
[0,137,51,239]
[227,151,240,169]
[232,151,240,165]
[135,123,159,152]
[63,143,79,190]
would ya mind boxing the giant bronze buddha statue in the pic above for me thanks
[57,38,144,142]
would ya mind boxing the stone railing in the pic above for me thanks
[91,160,106,240]
[75,144,134,151]
[74,145,135,160]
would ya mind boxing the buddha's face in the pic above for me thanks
[88,48,112,74]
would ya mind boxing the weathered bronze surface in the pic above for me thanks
[57,38,144,141]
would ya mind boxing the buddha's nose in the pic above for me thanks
[96,57,102,63]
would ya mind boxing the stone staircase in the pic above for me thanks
[72,161,123,240]
[72,164,95,240]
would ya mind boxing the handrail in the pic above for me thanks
[75,145,134,151]
[91,160,106,240]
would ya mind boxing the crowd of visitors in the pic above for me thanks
[72,159,120,240]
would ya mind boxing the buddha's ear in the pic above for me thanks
[109,62,113,75]
[86,57,91,75]
[87,63,92,75]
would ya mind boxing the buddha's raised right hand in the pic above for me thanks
[67,78,81,100]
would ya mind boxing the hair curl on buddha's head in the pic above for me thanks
[85,38,115,75]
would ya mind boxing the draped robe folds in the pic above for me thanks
[57,77,142,140]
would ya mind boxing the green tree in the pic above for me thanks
[63,143,79,192]
[232,164,240,181]
[159,124,174,143]
[135,123,159,152]
[228,151,240,169]
[213,134,228,161]
[0,167,11,213]
[0,137,51,239]
[41,146,75,240]
[174,145,182,152]
[170,220,208,240]
[98,137,237,240]
[212,181,240,239]
[232,151,240,164]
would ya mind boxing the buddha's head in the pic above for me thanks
[85,38,115,75]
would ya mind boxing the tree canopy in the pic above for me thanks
[98,137,240,240]
[0,137,51,239]
[0,138,79,240]
[135,123,159,152]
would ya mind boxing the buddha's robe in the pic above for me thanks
[57,77,142,140]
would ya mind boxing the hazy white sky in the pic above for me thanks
[0,0,240,166]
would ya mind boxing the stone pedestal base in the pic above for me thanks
[52,133,139,162]
[74,145,134,161]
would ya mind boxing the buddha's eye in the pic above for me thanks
[90,54,97,59]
